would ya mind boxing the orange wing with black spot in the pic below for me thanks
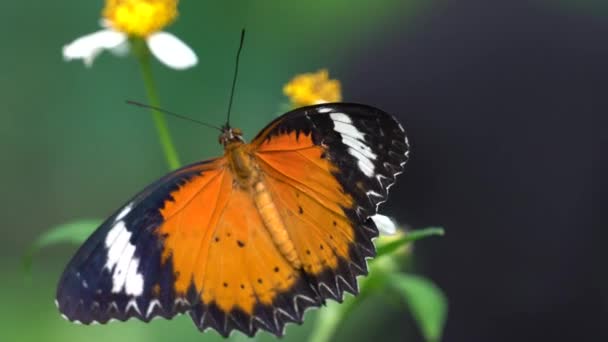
[252,103,409,302]
[56,103,408,337]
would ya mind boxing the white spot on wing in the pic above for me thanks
[111,242,137,293]
[125,258,144,296]
[146,299,161,318]
[342,135,376,160]
[330,112,352,123]
[332,121,365,141]
[126,299,142,316]
[330,113,376,177]
[318,107,332,113]
[367,189,382,198]
[104,221,130,270]
[104,220,144,296]
[348,147,375,177]
[115,202,133,222]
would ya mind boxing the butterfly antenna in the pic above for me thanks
[226,29,246,129]
[126,100,222,131]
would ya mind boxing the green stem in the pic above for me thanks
[133,38,181,170]
[308,228,438,341]
[376,227,445,257]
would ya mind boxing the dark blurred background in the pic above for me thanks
[0,0,604,341]
[349,1,604,341]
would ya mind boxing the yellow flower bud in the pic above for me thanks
[283,69,342,108]
[103,0,178,37]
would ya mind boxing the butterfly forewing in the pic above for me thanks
[55,159,222,324]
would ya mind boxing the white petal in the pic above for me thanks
[63,30,127,67]
[109,39,130,57]
[147,32,198,70]
[371,214,397,235]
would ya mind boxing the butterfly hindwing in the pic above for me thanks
[252,103,409,302]
[186,186,321,336]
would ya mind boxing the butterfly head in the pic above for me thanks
[219,125,245,147]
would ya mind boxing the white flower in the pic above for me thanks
[62,0,197,70]
[371,214,398,235]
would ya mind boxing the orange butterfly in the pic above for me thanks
[56,103,409,336]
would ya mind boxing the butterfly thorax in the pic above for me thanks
[224,141,254,187]
[223,131,303,269]
[221,127,253,186]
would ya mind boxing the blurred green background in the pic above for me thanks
[2,0,605,341]
[1,0,432,341]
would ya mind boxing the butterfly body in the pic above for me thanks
[56,103,409,337]
[221,129,303,269]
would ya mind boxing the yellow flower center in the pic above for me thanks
[103,0,178,37]
[283,69,342,108]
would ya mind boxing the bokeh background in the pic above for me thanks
[0,0,604,341]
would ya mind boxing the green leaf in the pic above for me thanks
[308,296,358,342]
[23,219,101,273]
[376,227,444,257]
[389,273,448,342]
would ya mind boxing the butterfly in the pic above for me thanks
[56,102,409,337]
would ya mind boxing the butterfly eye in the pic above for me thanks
[233,128,243,136]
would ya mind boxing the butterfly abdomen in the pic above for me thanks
[252,181,302,269]
[226,142,303,270]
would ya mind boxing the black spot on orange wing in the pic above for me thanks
[253,103,408,308]
[186,186,328,337]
